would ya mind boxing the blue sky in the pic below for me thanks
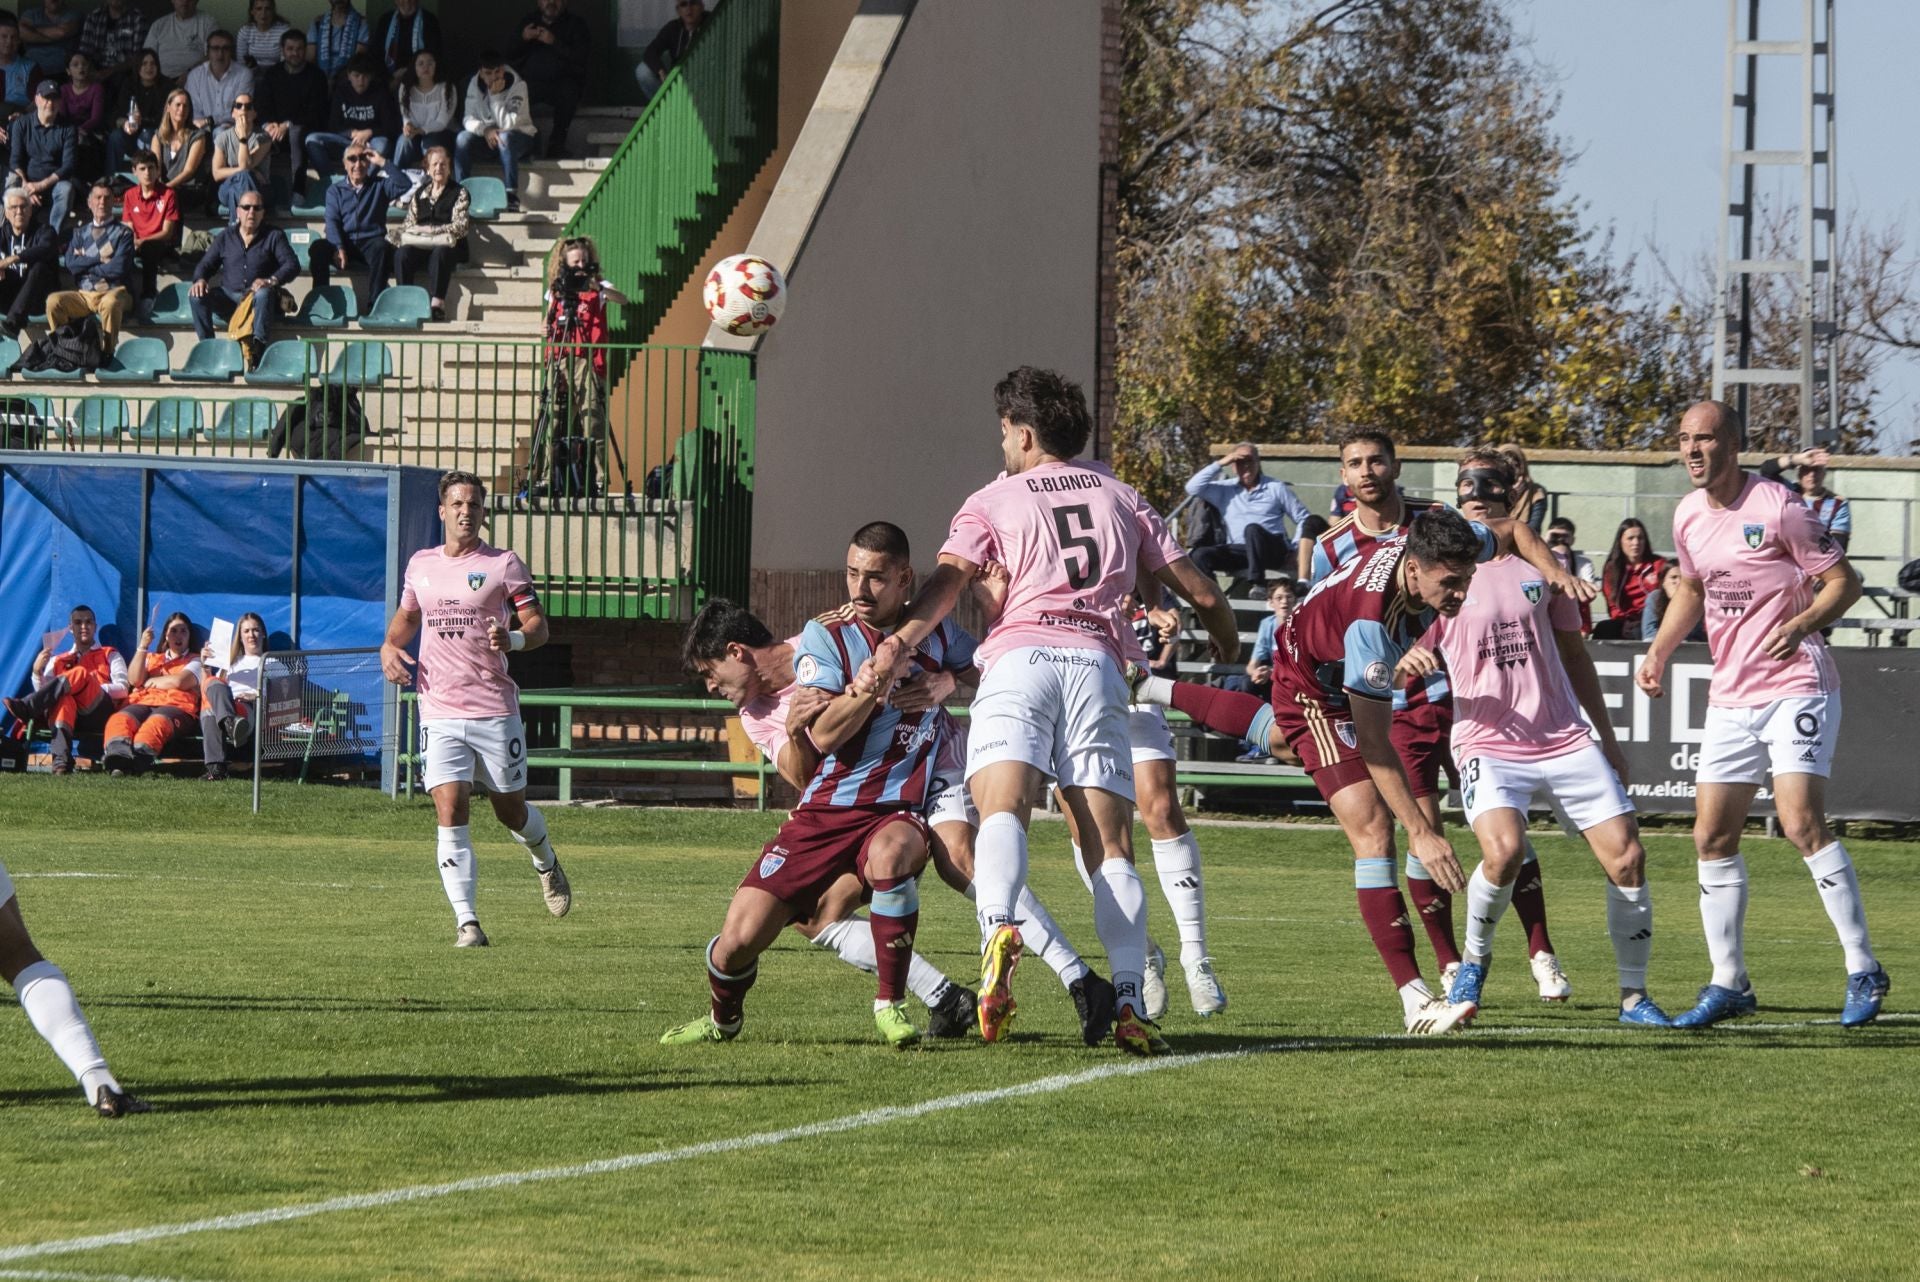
[1517,0,1920,449]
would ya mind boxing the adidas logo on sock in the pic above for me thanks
[1629,929,1652,941]
[1173,877,1200,890]
[887,933,914,950]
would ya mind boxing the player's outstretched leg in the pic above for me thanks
[663,888,793,1044]
[3,893,148,1118]
[804,915,976,1038]
[1508,841,1569,1001]
[496,795,570,918]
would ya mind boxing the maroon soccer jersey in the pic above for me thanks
[1307,503,1451,710]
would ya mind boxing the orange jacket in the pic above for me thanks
[129,651,201,713]
[52,645,125,694]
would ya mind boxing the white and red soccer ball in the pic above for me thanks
[703,254,787,335]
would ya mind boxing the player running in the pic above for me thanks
[856,366,1239,1055]
[381,471,572,948]
[1396,452,1669,1025]
[1133,507,1588,1033]
[1637,401,1887,1028]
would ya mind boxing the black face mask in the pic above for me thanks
[1455,468,1510,509]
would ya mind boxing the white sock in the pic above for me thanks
[1091,858,1148,1015]
[973,812,1028,941]
[508,805,555,872]
[1014,885,1090,987]
[1135,676,1174,707]
[1606,882,1652,992]
[436,824,478,926]
[1463,865,1513,962]
[1149,832,1208,961]
[1071,842,1095,894]
[811,915,951,1007]
[15,960,118,1102]
[1806,842,1876,974]
[1697,855,1749,990]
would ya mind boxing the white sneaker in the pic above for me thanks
[1142,940,1169,1021]
[1404,994,1476,1036]
[538,859,572,917]
[1529,951,1571,1002]
[455,921,489,948]
[1183,956,1227,1017]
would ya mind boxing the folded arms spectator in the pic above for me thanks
[46,180,133,349]
[0,186,58,337]
[391,143,466,321]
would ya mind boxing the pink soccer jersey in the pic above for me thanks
[737,634,806,761]
[399,543,539,721]
[1674,473,1843,707]
[1423,555,1590,763]
[941,460,1183,669]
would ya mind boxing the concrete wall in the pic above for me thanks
[748,0,1102,572]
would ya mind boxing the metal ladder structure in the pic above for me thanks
[1709,0,1838,449]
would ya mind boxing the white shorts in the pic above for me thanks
[422,715,528,794]
[1460,739,1634,833]
[1696,693,1839,786]
[966,646,1134,801]
[924,727,978,830]
[0,858,13,906]
[1128,705,1175,764]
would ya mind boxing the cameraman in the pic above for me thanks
[537,235,626,496]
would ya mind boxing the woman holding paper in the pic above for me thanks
[101,612,201,776]
[199,612,288,781]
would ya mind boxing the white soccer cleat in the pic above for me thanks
[1142,939,1169,1021]
[1404,994,1476,1036]
[538,859,572,917]
[455,921,489,948]
[1529,951,1571,1002]
[1183,956,1227,1017]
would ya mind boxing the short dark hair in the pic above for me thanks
[438,469,485,502]
[1336,426,1396,460]
[1406,507,1484,568]
[681,599,773,673]
[849,521,910,563]
[1266,577,1296,599]
[345,52,380,78]
[280,28,305,46]
[70,604,95,620]
[89,179,114,200]
[477,47,506,71]
[994,366,1091,460]
[1547,516,1576,536]
[207,28,235,48]
[131,150,158,171]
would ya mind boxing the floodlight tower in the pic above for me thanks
[1710,0,1839,449]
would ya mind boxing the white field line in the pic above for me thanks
[0,1269,221,1282]
[2,1011,1913,1265]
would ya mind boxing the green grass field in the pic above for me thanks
[1,779,1916,1281]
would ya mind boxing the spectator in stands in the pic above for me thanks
[102,611,201,777]
[77,0,149,92]
[637,0,705,101]
[1760,446,1851,552]
[1641,562,1706,645]
[373,0,441,87]
[198,611,288,781]
[255,29,326,200]
[306,54,398,180]
[538,235,627,493]
[45,179,133,351]
[146,0,218,81]
[150,87,209,206]
[4,604,129,775]
[188,188,298,354]
[59,51,106,180]
[307,0,368,82]
[1595,516,1665,640]
[103,49,167,181]
[0,26,36,122]
[1224,575,1297,712]
[1184,442,1312,591]
[235,0,289,71]
[123,150,179,300]
[210,93,269,219]
[456,51,535,213]
[511,0,590,160]
[310,143,407,311]
[1546,515,1597,634]
[184,30,249,131]
[1495,442,1550,532]
[0,186,57,336]
[393,49,455,170]
[392,143,466,321]
[18,0,79,78]
[8,81,75,232]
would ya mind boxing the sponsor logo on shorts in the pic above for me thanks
[1335,720,1358,751]
[972,738,1009,754]
[1742,524,1765,549]
[1795,711,1819,737]
[1028,642,1105,662]
[468,572,488,591]
[758,848,787,879]
[1363,660,1391,691]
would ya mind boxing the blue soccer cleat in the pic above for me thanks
[1447,960,1487,1006]
[1669,983,1758,1028]
[1841,966,1890,1029]
[1619,996,1671,1027]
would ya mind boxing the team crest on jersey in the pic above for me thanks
[758,849,787,879]
[1522,581,1544,604]
[467,572,487,591]
[1335,720,1358,750]
[1742,524,1764,549]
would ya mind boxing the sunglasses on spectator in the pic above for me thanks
[237,202,264,211]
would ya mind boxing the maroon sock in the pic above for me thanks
[1356,887,1423,989]
[1167,682,1265,740]
[705,937,757,1028]
[867,876,919,1003]
[1510,858,1555,957]
[1404,875,1462,970]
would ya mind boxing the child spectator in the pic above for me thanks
[122,150,179,299]
[306,54,398,179]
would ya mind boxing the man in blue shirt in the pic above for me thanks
[309,144,407,312]
[1185,442,1313,589]
[189,192,300,352]
[45,181,134,352]
[6,81,75,233]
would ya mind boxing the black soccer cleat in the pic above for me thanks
[93,1086,152,1119]
[926,983,978,1039]
[1069,971,1118,1047]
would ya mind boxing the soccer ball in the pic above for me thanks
[703,254,787,335]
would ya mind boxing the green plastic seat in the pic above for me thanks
[211,397,282,441]
[68,395,130,439]
[327,341,393,386]
[97,337,170,383]
[172,338,245,382]
[360,286,430,331]
[136,397,204,440]
[244,339,316,386]
[145,283,195,327]
[461,176,507,220]
[295,286,359,328]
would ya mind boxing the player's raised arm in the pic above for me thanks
[1151,557,1239,664]
[1488,516,1594,604]
[856,554,978,698]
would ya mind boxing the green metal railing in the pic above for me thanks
[3,336,757,619]
[563,0,781,347]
